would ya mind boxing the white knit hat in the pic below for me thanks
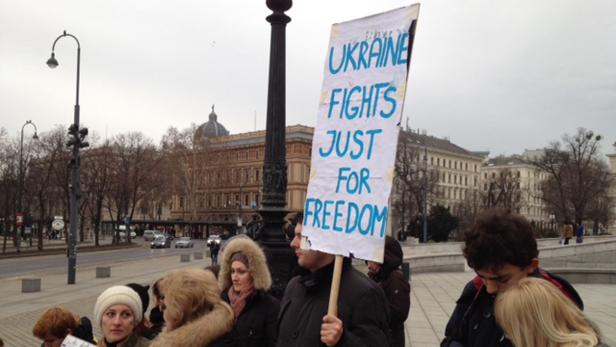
[94,285,143,325]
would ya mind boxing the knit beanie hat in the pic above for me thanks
[125,283,150,315]
[94,285,143,326]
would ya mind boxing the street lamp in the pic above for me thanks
[47,30,88,284]
[16,120,39,253]
[258,0,295,298]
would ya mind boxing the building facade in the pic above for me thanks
[390,129,485,231]
[481,150,551,225]
[168,120,313,225]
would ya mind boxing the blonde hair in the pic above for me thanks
[495,277,599,347]
[159,268,222,330]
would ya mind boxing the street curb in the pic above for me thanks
[0,243,141,259]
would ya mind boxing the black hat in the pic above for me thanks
[126,283,150,314]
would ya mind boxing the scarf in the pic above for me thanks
[227,286,254,320]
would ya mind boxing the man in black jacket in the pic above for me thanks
[276,213,390,347]
[441,210,584,347]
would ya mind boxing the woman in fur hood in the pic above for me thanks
[149,268,234,347]
[214,237,280,347]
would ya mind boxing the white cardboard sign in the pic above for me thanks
[61,335,96,347]
[302,4,420,263]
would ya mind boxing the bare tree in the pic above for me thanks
[161,124,212,222]
[530,128,612,225]
[482,168,523,212]
[26,126,69,250]
[0,128,19,252]
[392,131,440,237]
[81,138,113,246]
[106,132,161,244]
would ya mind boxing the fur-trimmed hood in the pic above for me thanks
[218,237,272,291]
[149,301,233,347]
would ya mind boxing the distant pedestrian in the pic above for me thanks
[496,277,606,347]
[441,210,583,347]
[149,268,233,347]
[94,285,151,347]
[215,237,280,347]
[576,223,585,243]
[32,306,95,347]
[562,222,574,245]
[367,236,410,347]
[276,212,390,347]
[209,240,220,265]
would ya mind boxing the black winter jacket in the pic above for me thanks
[276,259,390,347]
[369,236,410,347]
[441,268,584,347]
[215,290,280,347]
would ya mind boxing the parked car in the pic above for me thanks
[151,235,171,248]
[206,234,222,246]
[175,236,194,248]
[143,230,162,241]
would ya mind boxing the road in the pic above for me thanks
[0,238,208,278]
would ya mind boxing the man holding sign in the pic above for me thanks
[276,4,420,347]
[276,213,390,347]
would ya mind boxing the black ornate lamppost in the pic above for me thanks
[46,30,89,284]
[258,0,295,298]
[16,120,39,253]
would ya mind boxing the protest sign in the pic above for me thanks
[302,4,420,263]
[61,334,96,347]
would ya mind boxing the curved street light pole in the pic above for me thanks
[47,30,88,285]
[16,120,39,253]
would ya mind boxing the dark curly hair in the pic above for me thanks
[463,209,538,271]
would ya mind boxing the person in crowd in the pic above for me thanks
[205,264,221,279]
[149,268,234,347]
[496,277,607,347]
[276,212,390,347]
[126,283,158,340]
[441,209,583,347]
[94,285,151,347]
[215,237,280,347]
[148,279,164,336]
[367,236,410,347]
[32,307,95,347]
[563,221,574,245]
[0,336,3,346]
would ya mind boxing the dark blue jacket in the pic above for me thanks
[441,268,583,347]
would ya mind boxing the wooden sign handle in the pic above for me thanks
[327,255,344,316]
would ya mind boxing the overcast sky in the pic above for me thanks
[1,0,615,157]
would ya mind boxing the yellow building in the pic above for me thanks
[168,113,313,224]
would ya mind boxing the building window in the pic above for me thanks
[437,158,440,166]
